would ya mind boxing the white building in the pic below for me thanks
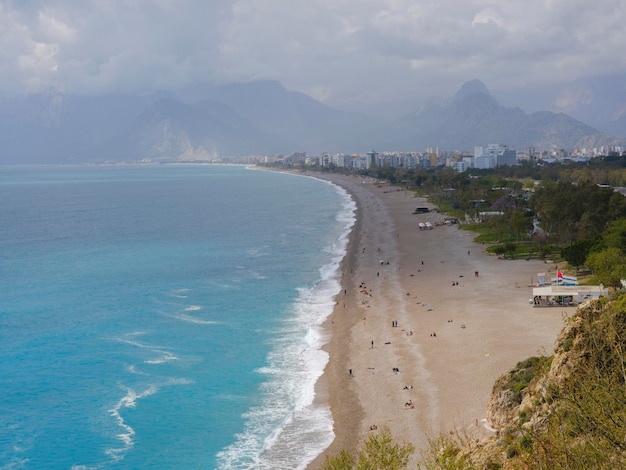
[474,144,517,169]
[333,154,352,168]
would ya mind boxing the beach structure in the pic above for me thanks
[531,284,607,307]
[536,271,578,287]
[537,273,546,286]
[551,269,578,286]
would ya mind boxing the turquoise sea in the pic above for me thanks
[0,164,355,469]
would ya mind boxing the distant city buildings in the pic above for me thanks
[469,144,518,170]
[228,143,624,168]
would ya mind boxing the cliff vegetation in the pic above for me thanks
[418,294,626,469]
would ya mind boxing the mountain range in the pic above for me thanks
[1,79,625,164]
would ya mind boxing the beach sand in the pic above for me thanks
[308,173,568,468]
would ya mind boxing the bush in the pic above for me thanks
[502,356,549,404]
[323,426,414,470]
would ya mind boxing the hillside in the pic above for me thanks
[419,296,626,469]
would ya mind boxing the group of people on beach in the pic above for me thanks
[349,236,427,433]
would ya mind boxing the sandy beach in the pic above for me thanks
[308,173,567,468]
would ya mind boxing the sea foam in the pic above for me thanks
[216,178,355,469]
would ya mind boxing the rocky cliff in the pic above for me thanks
[423,296,626,469]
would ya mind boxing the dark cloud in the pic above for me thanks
[1,0,625,108]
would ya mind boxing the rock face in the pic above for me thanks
[485,306,593,434]
[486,385,519,430]
[472,298,625,467]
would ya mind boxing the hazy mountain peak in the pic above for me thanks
[219,79,287,98]
[2,77,625,164]
[453,79,491,102]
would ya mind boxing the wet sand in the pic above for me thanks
[308,173,567,467]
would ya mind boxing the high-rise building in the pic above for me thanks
[473,144,517,168]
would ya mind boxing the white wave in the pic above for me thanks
[170,312,217,325]
[207,278,236,289]
[105,377,191,464]
[170,288,191,299]
[112,332,182,365]
[126,364,149,376]
[113,333,171,352]
[184,305,202,311]
[144,350,179,364]
[105,386,157,462]
[165,377,193,386]
[246,247,270,258]
[216,177,355,469]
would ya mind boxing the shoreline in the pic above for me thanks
[307,173,567,468]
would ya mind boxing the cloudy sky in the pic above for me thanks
[2,0,626,110]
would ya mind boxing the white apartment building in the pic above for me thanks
[473,144,517,169]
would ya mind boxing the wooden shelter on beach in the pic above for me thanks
[531,285,608,307]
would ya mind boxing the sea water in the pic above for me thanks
[0,164,355,469]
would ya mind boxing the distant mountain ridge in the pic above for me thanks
[551,73,626,137]
[0,79,623,164]
[373,79,624,152]
[93,97,289,162]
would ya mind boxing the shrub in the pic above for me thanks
[322,426,414,470]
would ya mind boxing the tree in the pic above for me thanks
[504,242,517,259]
[586,246,626,287]
[322,426,415,470]
[493,245,506,258]
[487,215,508,242]
[602,218,626,252]
[561,238,596,270]
[522,177,536,191]
[509,209,533,241]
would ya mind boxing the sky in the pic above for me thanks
[2,0,626,110]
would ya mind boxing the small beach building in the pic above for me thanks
[531,285,608,307]
[537,273,546,286]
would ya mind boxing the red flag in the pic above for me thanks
[557,269,563,279]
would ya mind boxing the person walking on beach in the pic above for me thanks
[349,369,353,376]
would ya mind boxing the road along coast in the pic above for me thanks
[308,173,566,468]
